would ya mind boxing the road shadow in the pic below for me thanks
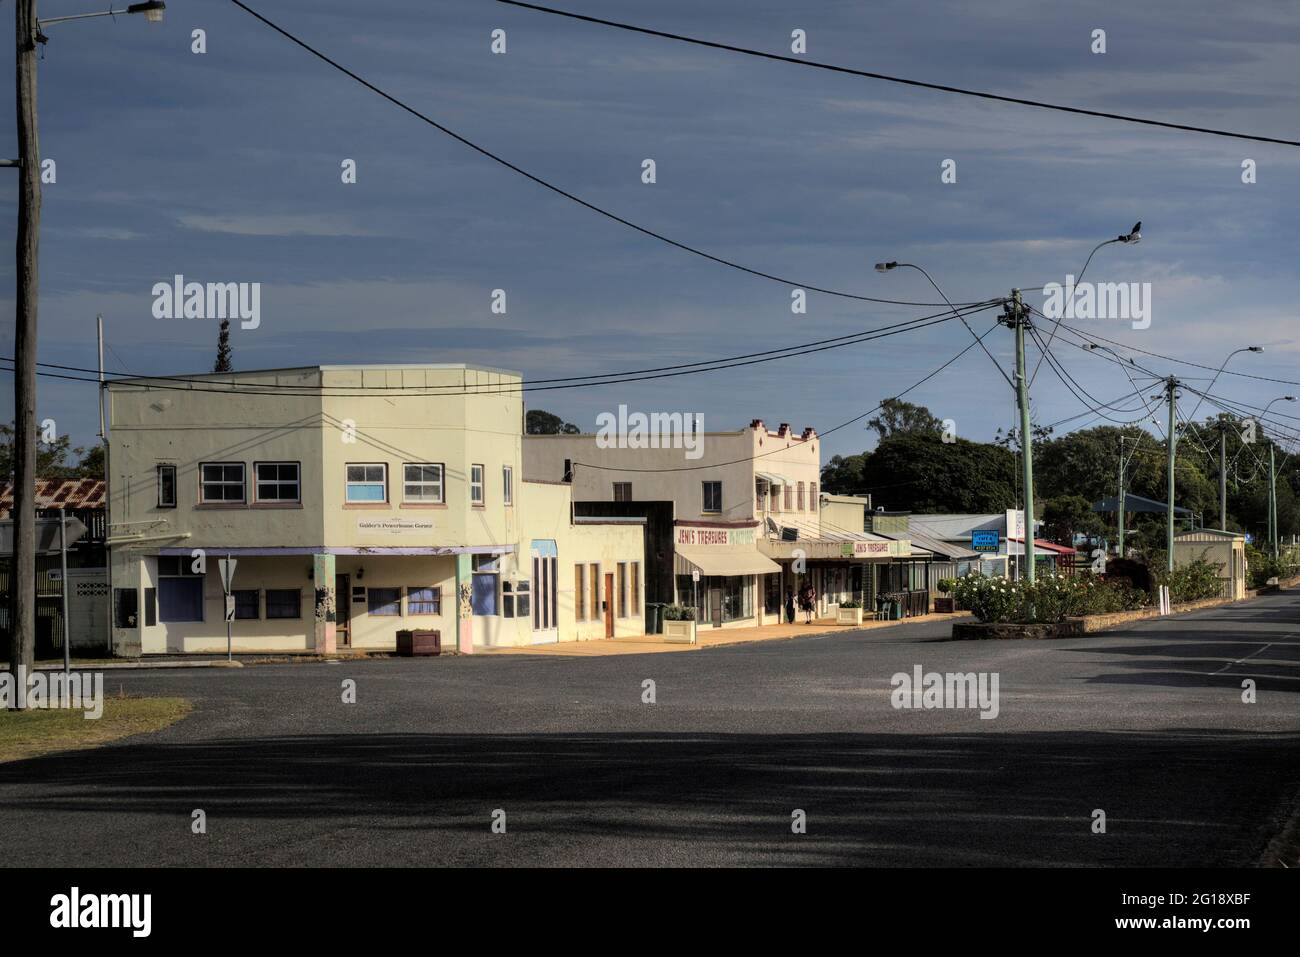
[0,728,1296,867]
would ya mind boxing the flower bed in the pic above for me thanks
[949,572,1147,625]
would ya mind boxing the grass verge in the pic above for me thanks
[0,696,191,763]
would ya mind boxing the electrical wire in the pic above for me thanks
[226,0,986,310]
[0,302,1000,398]
[497,1,1300,148]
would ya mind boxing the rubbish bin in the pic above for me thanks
[646,602,664,635]
[890,600,903,621]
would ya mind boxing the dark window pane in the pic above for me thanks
[159,577,204,622]
[368,587,401,616]
[234,589,259,619]
[471,573,497,615]
[265,589,301,619]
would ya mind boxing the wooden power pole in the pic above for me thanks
[10,0,42,692]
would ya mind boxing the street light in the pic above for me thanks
[37,2,165,31]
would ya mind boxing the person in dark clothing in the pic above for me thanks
[784,588,796,624]
[798,583,817,623]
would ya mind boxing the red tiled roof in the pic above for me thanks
[0,478,106,517]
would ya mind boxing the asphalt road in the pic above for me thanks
[3,591,1299,867]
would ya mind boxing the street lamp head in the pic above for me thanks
[127,1,166,22]
[1249,345,1265,353]
[1286,396,1297,402]
[874,261,898,272]
[1119,220,1142,243]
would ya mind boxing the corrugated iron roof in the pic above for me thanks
[0,478,106,517]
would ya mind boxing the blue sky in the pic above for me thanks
[2,0,1298,470]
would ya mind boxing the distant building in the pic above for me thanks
[525,420,936,625]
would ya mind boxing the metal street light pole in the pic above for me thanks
[1163,377,1180,573]
[6,1,165,696]
[1258,396,1297,560]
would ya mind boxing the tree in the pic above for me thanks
[213,318,232,373]
[526,409,579,435]
[853,434,1018,513]
[866,398,942,442]
[0,424,103,481]
[1041,494,1104,546]
[820,453,867,496]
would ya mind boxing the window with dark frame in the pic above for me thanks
[199,462,245,504]
[702,480,722,513]
[157,464,177,508]
[613,481,632,502]
[255,462,300,504]
[265,589,302,619]
[503,465,513,506]
[367,587,401,616]
[233,589,260,619]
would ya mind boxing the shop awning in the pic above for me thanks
[676,545,781,576]
[755,471,786,486]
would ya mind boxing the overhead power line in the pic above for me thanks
[572,320,1002,473]
[225,0,982,310]
[0,302,1000,398]
[497,0,1300,148]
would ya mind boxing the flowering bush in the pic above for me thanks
[950,572,1147,624]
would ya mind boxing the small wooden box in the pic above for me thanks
[396,629,441,656]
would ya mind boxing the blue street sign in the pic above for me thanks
[971,529,1000,552]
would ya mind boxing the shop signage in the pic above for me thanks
[841,539,910,558]
[357,517,434,536]
[676,526,755,547]
[971,529,1000,552]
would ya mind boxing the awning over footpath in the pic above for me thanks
[754,471,786,486]
[675,544,782,577]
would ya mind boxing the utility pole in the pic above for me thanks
[1164,377,1179,573]
[1219,426,1228,532]
[1269,444,1278,559]
[1001,290,1036,583]
[9,0,43,693]
[1117,436,1126,558]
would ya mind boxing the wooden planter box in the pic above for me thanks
[835,606,863,625]
[396,629,442,656]
[933,597,956,613]
[662,619,697,644]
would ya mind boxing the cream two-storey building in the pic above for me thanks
[106,364,645,655]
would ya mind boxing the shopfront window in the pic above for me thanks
[675,574,753,624]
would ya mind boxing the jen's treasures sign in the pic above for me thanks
[357,517,434,536]
[676,526,756,547]
[839,539,910,558]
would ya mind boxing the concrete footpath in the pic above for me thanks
[482,611,973,656]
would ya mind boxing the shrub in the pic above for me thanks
[936,578,955,595]
[949,572,1147,624]
[1157,557,1223,602]
[839,600,861,609]
[663,605,696,621]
